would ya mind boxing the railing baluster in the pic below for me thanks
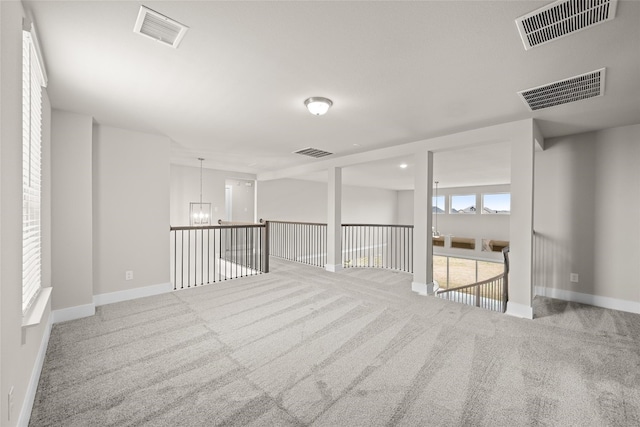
[235,227,238,279]
[188,229,192,287]
[259,221,428,277]
[213,227,217,282]
[173,230,177,290]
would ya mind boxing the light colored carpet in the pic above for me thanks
[30,258,640,426]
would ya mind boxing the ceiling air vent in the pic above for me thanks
[518,68,605,111]
[293,148,333,159]
[134,6,188,48]
[515,0,617,50]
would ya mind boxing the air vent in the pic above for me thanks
[293,148,333,158]
[518,68,605,111]
[134,6,188,48]
[515,0,617,50]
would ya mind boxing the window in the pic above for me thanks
[482,193,511,214]
[450,194,476,214]
[432,195,445,214]
[22,28,46,314]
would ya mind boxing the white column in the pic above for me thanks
[506,122,536,319]
[326,167,342,272]
[412,150,436,295]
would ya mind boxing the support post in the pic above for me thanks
[326,167,342,272]
[412,150,436,295]
[505,121,536,319]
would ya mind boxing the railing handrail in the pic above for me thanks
[433,252,502,264]
[217,220,261,226]
[262,220,414,229]
[170,224,265,231]
[261,219,328,226]
[436,272,504,294]
[342,223,413,228]
[437,246,509,295]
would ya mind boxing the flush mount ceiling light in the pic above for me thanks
[400,163,408,169]
[304,97,333,116]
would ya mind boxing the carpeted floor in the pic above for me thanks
[30,258,640,426]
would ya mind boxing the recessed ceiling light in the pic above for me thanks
[400,163,408,169]
[304,97,333,116]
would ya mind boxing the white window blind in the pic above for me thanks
[22,29,45,314]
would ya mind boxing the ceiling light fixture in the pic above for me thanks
[189,158,211,226]
[400,163,408,169]
[433,181,441,238]
[304,97,333,116]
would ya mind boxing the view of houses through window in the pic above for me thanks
[482,193,511,214]
[450,194,476,214]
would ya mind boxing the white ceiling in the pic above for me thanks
[296,141,512,190]
[24,1,640,190]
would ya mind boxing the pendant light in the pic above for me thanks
[433,181,441,238]
[189,158,211,226]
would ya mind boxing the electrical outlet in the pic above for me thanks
[125,270,134,281]
[570,273,579,283]
[8,386,14,421]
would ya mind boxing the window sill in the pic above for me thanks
[22,287,52,328]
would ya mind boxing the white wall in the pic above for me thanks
[257,178,398,224]
[534,124,640,307]
[257,178,327,223]
[225,178,255,223]
[1,2,52,425]
[51,110,93,310]
[170,164,255,226]
[343,185,397,224]
[397,190,414,225]
[93,125,170,295]
[397,184,511,260]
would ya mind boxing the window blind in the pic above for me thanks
[22,30,44,314]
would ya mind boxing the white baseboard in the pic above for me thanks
[52,303,95,324]
[93,282,172,307]
[535,286,640,314]
[325,264,343,273]
[506,301,534,319]
[18,312,53,427]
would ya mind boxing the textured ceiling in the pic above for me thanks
[24,0,640,189]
